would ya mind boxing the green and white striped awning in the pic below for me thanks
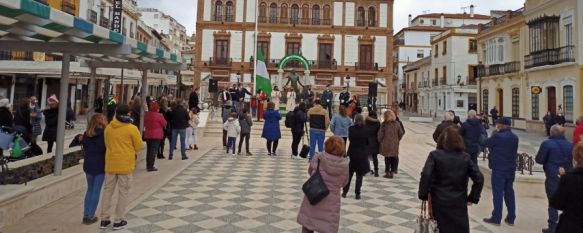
[0,0,179,62]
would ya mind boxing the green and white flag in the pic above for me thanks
[255,50,272,97]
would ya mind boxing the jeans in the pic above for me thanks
[343,171,363,195]
[185,127,197,147]
[170,128,187,158]
[146,139,160,168]
[84,173,105,218]
[491,171,516,223]
[387,157,399,173]
[266,140,279,154]
[100,174,131,222]
[291,132,302,156]
[227,137,236,154]
[231,100,238,112]
[309,130,325,160]
[545,177,560,232]
[238,133,250,153]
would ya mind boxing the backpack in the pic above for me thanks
[285,111,296,128]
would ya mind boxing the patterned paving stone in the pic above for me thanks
[125,147,492,232]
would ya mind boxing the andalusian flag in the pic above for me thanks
[255,50,272,97]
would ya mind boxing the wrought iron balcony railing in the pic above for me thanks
[525,45,576,69]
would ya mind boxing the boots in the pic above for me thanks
[374,170,379,177]
[194,144,199,150]
[383,172,394,179]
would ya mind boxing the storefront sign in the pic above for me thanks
[111,0,123,33]
[531,86,542,95]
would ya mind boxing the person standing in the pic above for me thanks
[419,127,484,233]
[433,111,456,145]
[106,95,117,122]
[297,136,349,233]
[535,125,573,233]
[290,103,308,160]
[223,112,240,156]
[95,95,104,113]
[43,95,59,153]
[185,108,200,150]
[219,88,232,108]
[483,117,519,226]
[307,99,330,160]
[143,102,167,172]
[366,111,381,177]
[286,87,297,112]
[346,95,360,118]
[237,84,252,113]
[29,96,42,146]
[0,98,13,157]
[342,114,369,200]
[377,110,404,178]
[168,99,190,160]
[129,98,142,128]
[490,106,499,126]
[157,98,171,159]
[550,142,583,233]
[271,86,282,112]
[238,108,253,156]
[555,112,566,126]
[188,87,200,112]
[262,102,282,156]
[339,87,350,107]
[229,84,239,112]
[329,105,353,143]
[460,110,484,164]
[321,84,334,120]
[100,104,144,230]
[13,98,32,143]
[221,105,232,149]
[573,116,583,145]
[81,114,108,225]
[256,89,267,121]
[544,112,555,136]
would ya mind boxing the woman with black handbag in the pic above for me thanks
[297,136,349,233]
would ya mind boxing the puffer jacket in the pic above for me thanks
[484,128,519,172]
[307,104,329,132]
[238,114,252,134]
[143,111,167,140]
[104,118,144,174]
[330,115,353,137]
[223,117,241,138]
[460,118,483,154]
[535,135,573,178]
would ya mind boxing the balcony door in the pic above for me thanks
[318,44,332,68]
[497,89,504,116]
[215,40,229,64]
[359,45,373,70]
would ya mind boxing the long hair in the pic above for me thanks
[86,113,107,137]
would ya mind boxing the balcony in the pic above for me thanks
[439,77,446,85]
[209,57,232,67]
[355,62,378,71]
[212,14,235,22]
[432,79,438,86]
[312,60,337,70]
[61,1,75,15]
[524,46,575,69]
[476,61,521,77]
[87,10,97,24]
[99,17,110,28]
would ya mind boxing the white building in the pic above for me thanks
[139,8,189,55]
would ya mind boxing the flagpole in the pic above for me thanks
[252,0,259,95]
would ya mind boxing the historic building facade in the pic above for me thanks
[194,0,395,105]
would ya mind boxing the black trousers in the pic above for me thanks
[222,130,227,147]
[343,171,363,195]
[238,133,250,153]
[158,135,167,156]
[291,132,303,156]
[372,155,391,172]
[146,139,161,168]
[387,157,399,173]
[266,140,279,154]
[47,141,55,153]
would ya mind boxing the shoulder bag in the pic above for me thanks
[414,195,439,233]
[302,158,329,205]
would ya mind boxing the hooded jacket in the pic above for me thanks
[82,128,106,175]
[238,114,253,134]
[104,118,144,174]
[297,152,349,233]
[223,117,241,138]
[460,118,483,154]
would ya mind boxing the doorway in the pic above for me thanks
[497,89,503,116]
[547,86,556,115]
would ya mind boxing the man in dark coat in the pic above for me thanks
[188,87,200,112]
[321,85,334,120]
[366,112,381,177]
[290,103,308,159]
[460,110,484,164]
[339,87,350,107]
[433,111,456,147]
[483,117,519,226]
[490,107,499,126]
[535,125,573,233]
[550,145,583,233]
[543,112,555,136]
[228,84,238,112]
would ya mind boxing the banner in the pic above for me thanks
[111,0,123,33]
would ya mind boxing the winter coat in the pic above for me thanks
[459,118,483,154]
[297,151,349,233]
[169,106,190,129]
[261,109,281,140]
[419,149,484,233]
[223,117,241,138]
[484,128,519,172]
[433,120,455,143]
[555,115,566,126]
[307,104,329,131]
[574,122,583,145]
[188,91,199,110]
[490,108,498,120]
[291,107,308,134]
[378,121,404,157]
[330,115,353,137]
[544,114,555,128]
[42,108,58,142]
[535,135,573,178]
[321,90,333,107]
[347,125,370,175]
[238,114,253,134]
[143,111,167,140]
[222,107,232,123]
[365,116,381,155]
[82,128,106,175]
[550,168,583,233]
[0,107,13,129]
[104,118,144,174]
[13,106,32,137]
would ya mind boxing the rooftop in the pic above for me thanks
[412,13,491,22]
[478,7,525,33]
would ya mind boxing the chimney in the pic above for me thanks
[408,14,412,26]
[440,13,445,28]
[470,5,475,18]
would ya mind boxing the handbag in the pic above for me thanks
[302,159,330,205]
[414,196,439,233]
[299,123,310,158]
[0,131,14,150]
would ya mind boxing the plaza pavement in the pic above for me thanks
[1,111,551,233]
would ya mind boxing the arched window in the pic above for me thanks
[280,3,288,24]
[214,1,222,21]
[225,1,233,21]
[322,5,330,25]
[312,5,320,25]
[301,4,309,24]
[368,7,376,26]
[259,2,267,23]
[269,3,278,23]
[357,7,365,26]
[291,4,299,24]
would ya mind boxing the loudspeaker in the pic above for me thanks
[368,82,378,97]
[209,79,218,93]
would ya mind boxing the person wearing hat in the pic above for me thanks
[0,98,13,157]
[43,94,59,153]
[321,84,334,120]
[339,86,350,108]
[483,117,519,226]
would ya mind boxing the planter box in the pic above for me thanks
[1,150,84,184]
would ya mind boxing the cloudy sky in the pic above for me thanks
[138,0,525,35]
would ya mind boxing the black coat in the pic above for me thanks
[291,107,308,134]
[13,106,32,142]
[419,150,484,233]
[433,120,456,144]
[365,116,380,155]
[0,107,13,128]
[551,168,583,233]
[460,119,483,154]
[42,108,58,142]
[168,107,190,129]
[189,91,199,110]
[347,125,369,176]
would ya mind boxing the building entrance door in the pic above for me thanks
[547,86,556,115]
[497,89,503,116]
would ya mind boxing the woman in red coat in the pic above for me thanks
[257,89,267,121]
[143,102,167,171]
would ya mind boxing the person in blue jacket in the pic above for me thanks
[460,110,484,164]
[330,105,353,144]
[261,102,282,156]
[535,125,573,233]
[483,117,519,226]
[81,113,108,225]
